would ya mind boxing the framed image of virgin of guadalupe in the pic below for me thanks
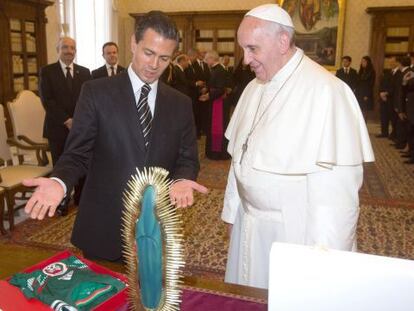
[279,0,346,70]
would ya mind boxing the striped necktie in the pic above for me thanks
[136,83,152,149]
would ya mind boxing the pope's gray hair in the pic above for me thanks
[267,22,295,47]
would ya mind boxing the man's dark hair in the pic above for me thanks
[400,56,411,67]
[135,11,179,48]
[102,42,118,53]
[342,55,352,62]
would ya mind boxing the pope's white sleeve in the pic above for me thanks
[221,163,241,224]
[305,164,363,251]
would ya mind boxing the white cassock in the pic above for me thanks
[221,48,375,289]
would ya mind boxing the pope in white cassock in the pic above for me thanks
[221,4,375,289]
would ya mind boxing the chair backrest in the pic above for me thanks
[0,105,13,162]
[7,90,46,144]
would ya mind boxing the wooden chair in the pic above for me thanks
[0,105,51,234]
[7,90,49,166]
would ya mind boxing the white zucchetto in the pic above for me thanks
[245,4,294,28]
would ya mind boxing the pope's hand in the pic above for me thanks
[23,178,65,220]
[169,179,208,208]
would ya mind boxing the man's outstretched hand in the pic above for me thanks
[169,179,208,208]
[23,177,65,220]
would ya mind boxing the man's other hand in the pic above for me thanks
[23,178,65,220]
[169,179,208,208]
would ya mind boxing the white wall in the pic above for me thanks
[45,2,60,64]
[342,0,413,67]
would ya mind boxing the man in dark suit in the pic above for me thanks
[336,56,358,92]
[171,54,191,97]
[221,54,234,92]
[91,42,125,79]
[402,70,414,163]
[221,55,234,74]
[185,48,210,136]
[39,37,91,215]
[403,69,414,163]
[24,11,207,262]
[393,56,412,150]
[199,50,231,160]
[377,56,397,138]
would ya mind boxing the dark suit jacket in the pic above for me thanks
[192,60,210,85]
[171,65,191,97]
[405,76,414,122]
[231,62,255,105]
[222,65,234,89]
[336,67,358,91]
[379,69,393,94]
[52,72,199,260]
[355,69,376,110]
[209,64,227,101]
[91,64,125,79]
[394,68,411,112]
[185,61,211,101]
[379,69,395,108]
[39,62,91,140]
[391,69,402,110]
[402,68,414,124]
[160,63,174,85]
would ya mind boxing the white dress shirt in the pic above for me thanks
[59,59,74,77]
[128,64,158,115]
[106,63,119,76]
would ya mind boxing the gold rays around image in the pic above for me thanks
[121,167,185,311]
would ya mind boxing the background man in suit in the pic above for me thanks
[221,54,234,97]
[392,56,412,150]
[199,50,231,160]
[221,55,233,73]
[39,37,91,215]
[171,53,191,97]
[377,56,398,138]
[402,69,414,164]
[185,48,209,137]
[336,55,358,92]
[92,42,125,79]
[24,11,207,262]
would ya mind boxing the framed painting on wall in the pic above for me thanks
[279,0,346,70]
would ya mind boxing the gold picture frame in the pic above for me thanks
[122,167,185,311]
[279,0,347,71]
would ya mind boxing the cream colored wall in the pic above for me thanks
[45,0,414,69]
[343,0,413,68]
[45,3,59,64]
[115,0,270,66]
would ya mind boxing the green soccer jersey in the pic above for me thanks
[9,256,125,311]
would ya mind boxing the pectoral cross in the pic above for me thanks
[239,139,249,164]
